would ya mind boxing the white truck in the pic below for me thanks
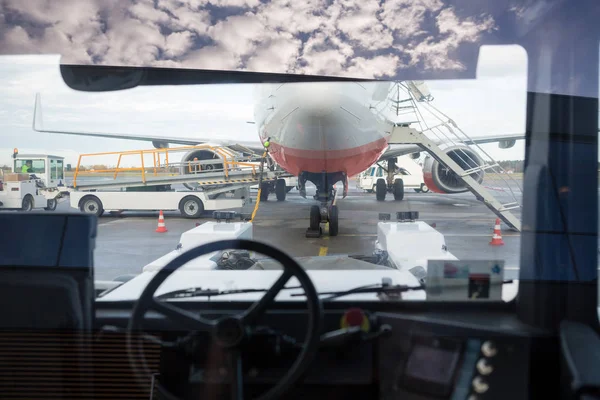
[356,156,429,194]
[3,151,249,218]
[71,185,249,218]
[0,153,67,211]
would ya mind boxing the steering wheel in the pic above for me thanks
[127,239,324,400]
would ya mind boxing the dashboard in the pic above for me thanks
[95,301,554,400]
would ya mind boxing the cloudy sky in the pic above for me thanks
[0,0,536,167]
[0,0,514,77]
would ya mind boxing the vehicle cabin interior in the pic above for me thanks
[1,2,599,400]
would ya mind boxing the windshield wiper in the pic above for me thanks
[293,279,515,302]
[156,285,302,300]
[289,282,425,301]
[158,279,514,301]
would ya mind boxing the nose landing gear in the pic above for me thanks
[306,202,339,239]
[300,171,345,238]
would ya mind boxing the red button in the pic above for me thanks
[345,308,365,327]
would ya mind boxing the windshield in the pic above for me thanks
[14,159,45,173]
[0,0,594,306]
[0,56,525,302]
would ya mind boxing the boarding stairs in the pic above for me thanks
[371,81,523,231]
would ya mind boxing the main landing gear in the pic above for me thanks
[301,171,346,238]
[375,157,405,202]
[260,178,288,202]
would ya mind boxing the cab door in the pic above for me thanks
[48,158,64,187]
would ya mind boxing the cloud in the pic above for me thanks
[405,8,495,70]
[0,0,498,78]
[344,55,400,78]
[185,45,241,69]
[164,31,194,58]
[246,35,302,73]
[381,0,444,39]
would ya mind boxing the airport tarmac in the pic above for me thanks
[51,178,523,282]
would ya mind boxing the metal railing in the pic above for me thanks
[71,145,260,188]
[369,81,523,212]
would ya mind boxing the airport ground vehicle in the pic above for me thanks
[0,152,67,211]
[356,156,429,195]
[4,146,293,218]
[0,177,50,211]
[63,145,293,218]
[71,185,249,218]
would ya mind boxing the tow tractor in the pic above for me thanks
[0,150,67,211]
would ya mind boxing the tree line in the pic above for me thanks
[497,160,524,173]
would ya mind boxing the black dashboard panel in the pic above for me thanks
[95,301,555,400]
[376,311,540,400]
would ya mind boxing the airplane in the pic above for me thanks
[32,80,524,237]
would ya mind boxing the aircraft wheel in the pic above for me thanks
[329,205,339,237]
[393,178,404,201]
[260,182,270,201]
[420,183,429,193]
[276,179,286,201]
[309,205,320,230]
[375,178,387,201]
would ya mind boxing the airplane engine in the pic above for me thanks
[180,149,224,175]
[422,145,485,194]
[152,141,169,149]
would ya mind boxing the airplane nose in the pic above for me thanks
[294,83,340,117]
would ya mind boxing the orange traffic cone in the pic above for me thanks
[489,218,504,246]
[156,210,168,233]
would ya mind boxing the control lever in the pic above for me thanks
[319,324,392,348]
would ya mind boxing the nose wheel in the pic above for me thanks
[306,204,339,238]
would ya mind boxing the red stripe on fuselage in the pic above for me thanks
[268,137,388,177]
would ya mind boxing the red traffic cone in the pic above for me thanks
[156,210,168,233]
[489,218,504,246]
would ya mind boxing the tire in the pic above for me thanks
[375,179,387,201]
[79,195,104,217]
[275,179,286,201]
[260,182,270,201]
[420,183,429,193]
[44,198,57,211]
[179,195,204,219]
[329,205,339,237]
[393,178,404,201]
[309,205,320,230]
[22,195,34,211]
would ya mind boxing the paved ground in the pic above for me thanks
[46,178,523,281]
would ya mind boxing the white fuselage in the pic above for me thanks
[253,82,392,177]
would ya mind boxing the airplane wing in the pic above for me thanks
[379,133,525,160]
[32,93,265,154]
